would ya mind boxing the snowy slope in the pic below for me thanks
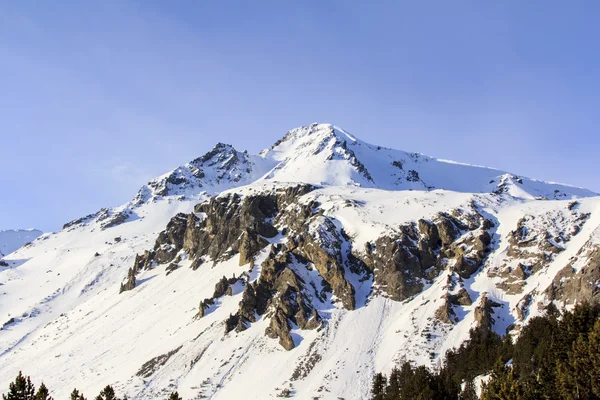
[0,229,43,258]
[258,123,596,199]
[1,123,599,400]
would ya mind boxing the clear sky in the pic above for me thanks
[1,1,599,232]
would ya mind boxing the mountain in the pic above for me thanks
[1,123,599,399]
[0,229,43,259]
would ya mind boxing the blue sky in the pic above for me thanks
[1,1,599,232]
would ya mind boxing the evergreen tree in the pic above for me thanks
[167,392,182,400]
[371,372,387,400]
[384,367,401,400]
[94,386,117,400]
[2,371,36,400]
[33,384,52,400]
[557,319,600,400]
[70,389,86,400]
[460,380,477,400]
[481,359,522,400]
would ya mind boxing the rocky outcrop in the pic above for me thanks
[121,185,499,348]
[196,275,241,319]
[363,211,493,301]
[545,243,600,305]
[491,205,590,295]
[474,293,502,331]
[287,216,357,310]
[220,245,323,350]
[434,294,457,324]
[449,288,472,306]
[100,210,130,230]
[119,267,137,294]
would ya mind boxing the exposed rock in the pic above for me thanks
[119,267,137,293]
[100,210,130,230]
[545,244,600,305]
[434,294,456,324]
[265,309,295,351]
[197,275,240,319]
[165,263,180,276]
[473,293,502,330]
[449,288,472,306]
[239,230,270,266]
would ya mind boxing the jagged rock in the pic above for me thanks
[434,295,456,324]
[133,250,155,271]
[100,210,130,230]
[436,217,459,246]
[119,267,136,293]
[265,308,295,351]
[516,293,534,321]
[197,298,214,319]
[224,314,239,334]
[473,293,501,330]
[545,244,600,305]
[291,224,356,310]
[449,288,472,306]
[190,257,204,271]
[239,230,270,266]
[363,231,425,302]
[213,276,231,298]
[165,263,180,276]
[154,213,188,264]
[238,284,258,324]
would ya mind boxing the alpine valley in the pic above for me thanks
[1,123,599,399]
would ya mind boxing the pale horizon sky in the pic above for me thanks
[1,1,599,232]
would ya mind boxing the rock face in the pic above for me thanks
[363,211,493,301]
[490,204,591,295]
[545,242,600,305]
[120,183,502,349]
[474,293,502,331]
[119,267,136,294]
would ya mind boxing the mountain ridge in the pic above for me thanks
[130,122,596,208]
[1,123,599,399]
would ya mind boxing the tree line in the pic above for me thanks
[371,302,600,400]
[1,373,183,400]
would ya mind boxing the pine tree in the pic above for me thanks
[167,392,182,400]
[481,359,522,400]
[371,372,387,400]
[460,379,478,400]
[34,383,52,400]
[70,389,86,400]
[384,367,401,400]
[94,386,117,400]
[557,319,600,400]
[2,371,36,400]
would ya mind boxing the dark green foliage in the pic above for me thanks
[371,361,458,400]
[371,302,600,400]
[70,389,86,400]
[460,380,478,400]
[444,326,511,383]
[556,319,600,400]
[2,371,36,400]
[2,375,178,400]
[167,392,182,400]
[34,384,52,400]
[94,386,117,400]
[481,359,522,400]
[371,372,387,400]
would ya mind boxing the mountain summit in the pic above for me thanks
[135,123,595,206]
[1,124,599,399]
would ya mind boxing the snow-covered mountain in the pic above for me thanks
[1,123,599,399]
[0,229,43,259]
